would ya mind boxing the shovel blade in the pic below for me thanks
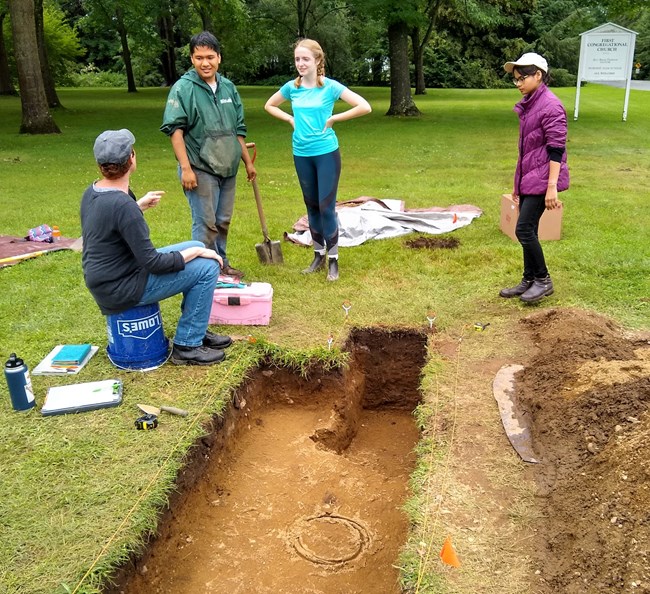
[493,364,540,464]
[256,239,284,265]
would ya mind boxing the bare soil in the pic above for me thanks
[516,309,650,593]
[107,310,650,594]
[114,329,428,594]
[404,236,461,250]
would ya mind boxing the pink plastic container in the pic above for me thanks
[209,282,273,326]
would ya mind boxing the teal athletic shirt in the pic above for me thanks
[280,77,346,157]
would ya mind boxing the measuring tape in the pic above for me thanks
[134,413,158,430]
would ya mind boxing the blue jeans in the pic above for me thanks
[137,241,219,347]
[516,194,549,279]
[293,150,341,257]
[180,166,237,267]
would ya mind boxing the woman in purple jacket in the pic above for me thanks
[500,53,569,303]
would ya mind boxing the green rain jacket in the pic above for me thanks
[161,70,247,178]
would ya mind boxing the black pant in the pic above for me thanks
[293,149,341,257]
[516,194,549,280]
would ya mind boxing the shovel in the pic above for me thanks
[137,403,188,417]
[492,364,539,463]
[246,142,284,265]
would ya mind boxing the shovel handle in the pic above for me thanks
[252,179,271,242]
[245,142,257,164]
[245,142,271,242]
[160,406,189,417]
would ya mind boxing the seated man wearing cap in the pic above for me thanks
[81,128,231,366]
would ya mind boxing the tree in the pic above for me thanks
[411,0,441,94]
[158,4,178,85]
[250,0,347,39]
[82,0,138,92]
[190,0,218,32]
[354,0,421,115]
[387,19,420,114]
[41,0,85,85]
[7,0,60,133]
[0,1,16,95]
[35,0,62,107]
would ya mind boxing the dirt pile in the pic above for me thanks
[517,308,650,593]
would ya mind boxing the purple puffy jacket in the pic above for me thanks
[513,84,570,195]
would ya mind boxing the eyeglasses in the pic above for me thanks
[513,75,530,86]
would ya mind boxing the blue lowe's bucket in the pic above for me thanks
[106,303,169,370]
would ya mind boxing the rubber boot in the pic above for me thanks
[326,258,339,282]
[302,252,325,274]
[499,278,533,298]
[520,276,554,303]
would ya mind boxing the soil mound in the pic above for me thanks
[404,236,460,250]
[517,308,650,593]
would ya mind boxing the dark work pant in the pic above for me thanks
[516,194,549,279]
[293,149,341,258]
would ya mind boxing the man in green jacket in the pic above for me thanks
[161,31,256,279]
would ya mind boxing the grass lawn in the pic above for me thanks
[0,83,648,594]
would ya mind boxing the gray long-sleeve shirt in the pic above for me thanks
[80,185,184,315]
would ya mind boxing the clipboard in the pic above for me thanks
[41,379,123,416]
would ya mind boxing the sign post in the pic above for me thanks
[574,22,638,121]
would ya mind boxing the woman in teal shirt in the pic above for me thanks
[265,39,371,281]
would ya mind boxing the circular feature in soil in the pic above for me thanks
[291,514,371,565]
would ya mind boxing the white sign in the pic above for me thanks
[574,23,637,121]
[581,33,634,81]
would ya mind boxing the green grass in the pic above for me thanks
[0,84,648,594]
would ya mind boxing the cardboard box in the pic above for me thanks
[209,282,273,326]
[500,194,563,241]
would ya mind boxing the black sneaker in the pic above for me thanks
[203,330,233,349]
[170,344,225,366]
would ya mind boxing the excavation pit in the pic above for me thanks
[115,328,428,594]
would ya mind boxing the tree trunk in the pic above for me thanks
[115,6,137,93]
[297,0,308,38]
[34,0,62,107]
[370,54,384,85]
[0,10,17,95]
[7,0,60,133]
[159,14,178,85]
[199,7,213,32]
[386,21,420,116]
[191,0,213,32]
[412,28,426,95]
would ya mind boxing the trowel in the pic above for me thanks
[136,403,188,417]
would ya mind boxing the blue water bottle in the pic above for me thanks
[4,353,35,411]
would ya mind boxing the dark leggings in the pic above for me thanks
[516,194,549,279]
[293,149,341,257]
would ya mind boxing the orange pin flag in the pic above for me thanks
[452,213,458,224]
[440,535,461,567]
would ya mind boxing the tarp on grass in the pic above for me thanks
[285,197,482,247]
[0,235,80,268]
